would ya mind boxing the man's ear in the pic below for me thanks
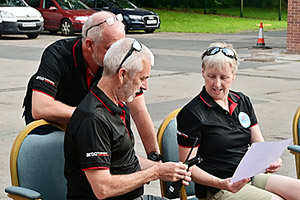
[118,68,127,83]
[85,39,94,53]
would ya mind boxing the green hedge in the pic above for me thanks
[131,0,287,9]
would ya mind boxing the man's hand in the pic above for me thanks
[157,162,191,185]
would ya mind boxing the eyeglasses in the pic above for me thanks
[203,47,237,60]
[85,14,123,36]
[116,40,142,73]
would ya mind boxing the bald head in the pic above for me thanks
[82,11,125,43]
[92,11,114,24]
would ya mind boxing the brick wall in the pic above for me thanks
[287,0,300,54]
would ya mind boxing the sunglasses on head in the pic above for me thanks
[116,40,142,73]
[203,47,237,60]
[85,14,123,36]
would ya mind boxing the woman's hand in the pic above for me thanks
[220,178,250,193]
[265,158,282,173]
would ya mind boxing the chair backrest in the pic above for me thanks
[10,120,67,200]
[293,107,300,147]
[291,106,300,179]
[157,108,196,200]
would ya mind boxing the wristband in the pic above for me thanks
[147,152,162,161]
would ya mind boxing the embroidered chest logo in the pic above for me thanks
[238,112,251,128]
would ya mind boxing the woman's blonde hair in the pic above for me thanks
[201,42,239,74]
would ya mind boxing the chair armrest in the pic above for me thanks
[288,145,300,155]
[5,186,41,200]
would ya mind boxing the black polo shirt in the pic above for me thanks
[22,37,103,119]
[177,86,258,198]
[64,85,143,200]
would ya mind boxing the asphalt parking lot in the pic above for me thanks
[0,30,300,199]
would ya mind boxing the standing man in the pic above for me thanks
[64,38,191,200]
[22,11,160,157]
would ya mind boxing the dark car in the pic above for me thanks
[27,0,97,35]
[82,0,160,33]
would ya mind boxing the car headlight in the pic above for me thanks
[128,15,142,20]
[75,16,88,21]
[37,11,44,22]
[0,10,17,22]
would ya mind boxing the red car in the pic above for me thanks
[27,0,97,35]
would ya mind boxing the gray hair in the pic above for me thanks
[201,42,239,73]
[103,38,154,77]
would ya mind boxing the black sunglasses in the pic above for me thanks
[116,40,142,73]
[203,47,237,60]
[85,14,123,36]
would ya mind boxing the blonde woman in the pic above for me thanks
[177,42,300,200]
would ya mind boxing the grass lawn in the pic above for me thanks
[215,7,287,21]
[152,7,287,33]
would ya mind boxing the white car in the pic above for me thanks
[0,0,44,38]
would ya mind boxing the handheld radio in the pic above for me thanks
[168,137,202,197]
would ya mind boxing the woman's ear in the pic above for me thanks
[233,71,237,80]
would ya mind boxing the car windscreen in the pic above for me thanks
[56,0,89,9]
[0,0,27,7]
[110,0,136,9]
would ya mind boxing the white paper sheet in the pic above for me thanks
[231,138,292,183]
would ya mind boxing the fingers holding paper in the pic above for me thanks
[265,158,282,173]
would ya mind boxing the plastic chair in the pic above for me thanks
[288,107,300,179]
[5,119,67,200]
[157,108,197,200]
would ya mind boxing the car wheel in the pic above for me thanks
[60,19,74,36]
[26,33,39,39]
[145,29,155,33]
[49,30,58,35]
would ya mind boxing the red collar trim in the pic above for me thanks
[228,91,240,115]
[90,90,113,114]
[86,68,94,89]
[229,91,240,99]
[199,94,211,107]
[228,97,238,115]
[72,38,81,68]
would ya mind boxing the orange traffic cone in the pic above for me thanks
[255,22,270,48]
